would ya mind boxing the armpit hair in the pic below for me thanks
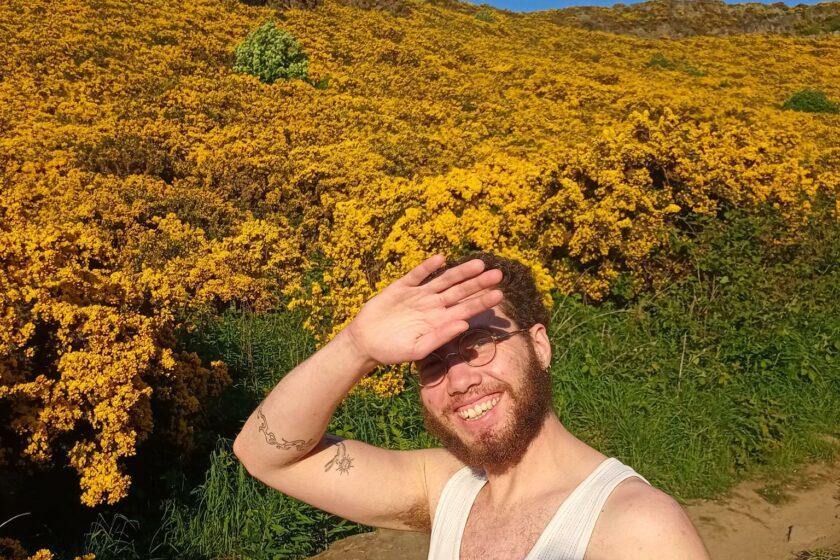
[397,498,432,533]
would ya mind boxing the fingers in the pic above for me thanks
[438,268,503,307]
[401,254,445,287]
[414,319,470,359]
[445,289,504,323]
[422,258,486,293]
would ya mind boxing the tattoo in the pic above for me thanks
[323,440,354,475]
[257,404,314,451]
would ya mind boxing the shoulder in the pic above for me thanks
[417,447,471,524]
[587,477,711,560]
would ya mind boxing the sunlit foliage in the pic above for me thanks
[233,19,310,83]
[0,536,93,560]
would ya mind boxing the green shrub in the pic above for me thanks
[800,13,840,35]
[645,52,677,70]
[233,20,309,84]
[781,89,840,114]
[475,7,494,22]
[823,14,840,33]
[644,53,706,76]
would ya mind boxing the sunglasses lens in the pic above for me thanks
[413,355,447,386]
[460,331,494,366]
[411,330,499,386]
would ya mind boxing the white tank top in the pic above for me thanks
[427,457,650,560]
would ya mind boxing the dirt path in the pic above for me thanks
[686,460,840,559]
[311,460,840,560]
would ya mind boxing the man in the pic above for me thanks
[233,252,711,559]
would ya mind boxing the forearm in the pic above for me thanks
[232,326,378,471]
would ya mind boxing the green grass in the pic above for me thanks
[83,512,172,560]
[550,203,840,499]
[162,443,361,560]
[77,200,839,559]
[755,482,792,505]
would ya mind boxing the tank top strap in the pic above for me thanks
[427,465,487,560]
[527,457,651,560]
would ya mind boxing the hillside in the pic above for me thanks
[541,0,840,38]
[256,0,840,37]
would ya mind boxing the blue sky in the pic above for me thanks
[466,0,831,12]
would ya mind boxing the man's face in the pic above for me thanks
[418,304,553,473]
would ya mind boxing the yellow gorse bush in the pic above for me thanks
[0,0,837,505]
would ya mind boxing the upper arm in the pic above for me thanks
[590,481,711,560]
[236,433,464,532]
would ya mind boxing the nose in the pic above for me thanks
[444,355,483,395]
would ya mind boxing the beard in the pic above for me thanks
[421,339,553,474]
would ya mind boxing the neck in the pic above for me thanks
[481,413,607,507]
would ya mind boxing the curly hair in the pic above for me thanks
[420,251,551,332]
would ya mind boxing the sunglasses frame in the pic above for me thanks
[411,327,531,388]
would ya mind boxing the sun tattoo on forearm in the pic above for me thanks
[257,404,314,451]
[324,440,354,475]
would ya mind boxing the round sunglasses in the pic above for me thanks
[409,327,531,387]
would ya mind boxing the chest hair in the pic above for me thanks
[459,498,562,560]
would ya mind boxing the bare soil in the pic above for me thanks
[311,460,840,560]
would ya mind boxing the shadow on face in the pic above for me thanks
[418,305,553,473]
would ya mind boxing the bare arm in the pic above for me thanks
[232,254,504,530]
[232,326,377,471]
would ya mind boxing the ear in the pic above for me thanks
[528,323,552,370]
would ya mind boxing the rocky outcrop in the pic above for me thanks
[541,0,840,38]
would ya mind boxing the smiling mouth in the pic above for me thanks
[456,393,502,421]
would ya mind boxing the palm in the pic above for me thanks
[347,255,504,367]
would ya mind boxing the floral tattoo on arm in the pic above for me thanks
[324,440,354,475]
[257,403,314,451]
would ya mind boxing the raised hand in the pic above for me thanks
[345,254,504,368]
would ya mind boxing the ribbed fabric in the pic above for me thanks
[427,457,649,560]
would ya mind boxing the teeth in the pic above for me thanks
[458,396,500,420]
